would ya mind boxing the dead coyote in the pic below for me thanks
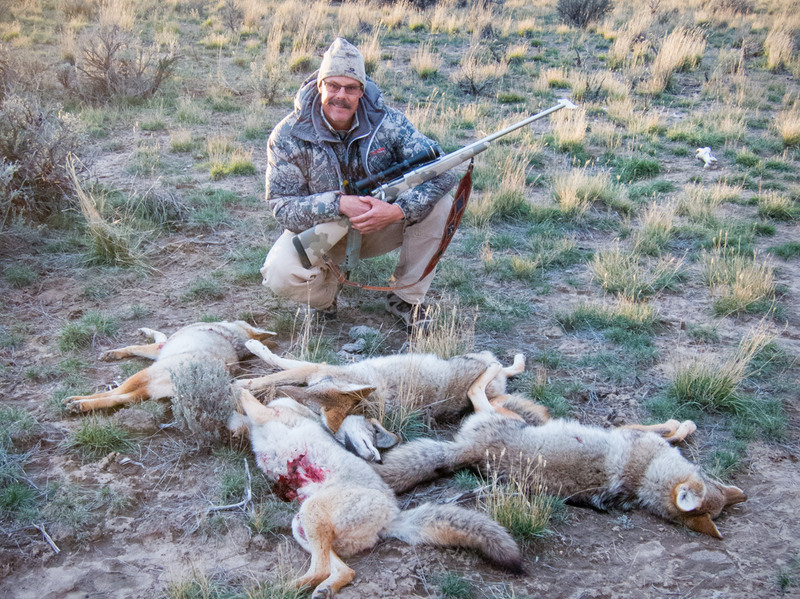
[64,321,275,413]
[237,339,524,441]
[230,388,522,598]
[376,364,747,539]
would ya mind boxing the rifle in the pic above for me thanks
[291,98,577,274]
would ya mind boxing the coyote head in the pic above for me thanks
[671,477,747,538]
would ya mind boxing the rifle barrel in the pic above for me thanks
[373,98,575,201]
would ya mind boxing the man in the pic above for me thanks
[260,37,457,330]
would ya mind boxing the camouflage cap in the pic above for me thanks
[317,37,366,88]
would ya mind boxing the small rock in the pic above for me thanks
[112,408,159,434]
[341,338,367,353]
[543,326,564,339]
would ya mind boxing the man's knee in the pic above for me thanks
[260,241,338,308]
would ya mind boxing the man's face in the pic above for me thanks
[318,76,363,130]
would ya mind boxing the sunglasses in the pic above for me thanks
[323,81,364,97]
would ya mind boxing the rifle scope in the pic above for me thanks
[353,145,441,195]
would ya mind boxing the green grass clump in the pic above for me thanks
[557,298,657,335]
[0,406,40,450]
[437,572,475,599]
[768,241,800,259]
[528,374,572,419]
[3,264,37,288]
[663,328,773,415]
[480,466,564,548]
[58,311,120,352]
[757,191,799,221]
[701,245,775,316]
[591,248,683,298]
[613,156,661,182]
[183,277,226,302]
[0,449,40,522]
[67,418,134,460]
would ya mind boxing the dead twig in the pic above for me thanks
[206,458,252,513]
[32,524,60,555]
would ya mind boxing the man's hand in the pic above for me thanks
[340,195,404,234]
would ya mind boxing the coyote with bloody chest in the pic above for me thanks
[376,364,747,539]
[230,388,522,599]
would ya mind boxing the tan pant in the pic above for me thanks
[261,194,453,309]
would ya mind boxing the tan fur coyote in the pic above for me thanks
[237,339,525,436]
[376,364,747,539]
[230,388,522,599]
[64,321,275,413]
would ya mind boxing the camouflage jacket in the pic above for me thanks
[265,74,457,233]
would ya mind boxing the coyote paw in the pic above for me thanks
[62,397,88,414]
[99,350,123,362]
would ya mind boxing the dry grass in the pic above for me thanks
[676,183,723,223]
[775,106,800,146]
[701,243,775,315]
[633,200,676,255]
[591,246,684,298]
[98,0,136,30]
[411,42,442,79]
[764,27,794,72]
[551,167,615,216]
[551,105,587,149]
[668,325,774,413]
[641,27,706,94]
[479,453,562,546]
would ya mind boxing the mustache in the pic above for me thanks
[329,98,354,110]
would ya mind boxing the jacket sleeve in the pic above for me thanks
[265,127,341,233]
[385,111,458,225]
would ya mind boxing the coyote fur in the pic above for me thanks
[376,364,747,539]
[230,388,522,599]
[64,321,276,413]
[237,340,525,438]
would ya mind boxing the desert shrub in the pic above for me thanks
[170,361,236,447]
[451,45,507,96]
[63,25,179,104]
[0,93,82,225]
[557,0,613,28]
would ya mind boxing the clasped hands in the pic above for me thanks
[339,194,404,235]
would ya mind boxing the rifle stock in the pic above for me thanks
[292,98,576,269]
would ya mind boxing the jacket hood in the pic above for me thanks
[290,71,386,142]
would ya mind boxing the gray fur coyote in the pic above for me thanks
[376,364,747,539]
[64,321,276,413]
[229,388,522,599]
[237,340,525,443]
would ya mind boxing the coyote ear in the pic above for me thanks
[674,482,703,513]
[369,418,400,449]
[684,513,722,539]
[338,384,376,401]
[723,484,747,507]
[237,388,274,425]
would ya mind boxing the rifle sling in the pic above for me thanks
[323,161,474,292]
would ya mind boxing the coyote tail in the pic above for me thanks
[384,503,523,574]
[376,438,462,493]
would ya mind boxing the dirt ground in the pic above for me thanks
[2,87,800,599]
